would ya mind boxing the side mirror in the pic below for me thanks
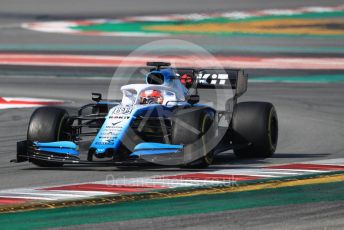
[236,70,248,97]
[92,92,102,102]
[188,95,200,105]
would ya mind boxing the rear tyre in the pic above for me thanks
[27,107,69,167]
[232,102,278,158]
[172,107,216,168]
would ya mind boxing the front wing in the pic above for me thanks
[14,140,187,166]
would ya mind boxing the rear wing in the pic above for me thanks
[175,68,248,98]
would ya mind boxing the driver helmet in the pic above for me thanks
[139,90,164,104]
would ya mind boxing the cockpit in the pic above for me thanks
[121,85,179,106]
[120,66,189,106]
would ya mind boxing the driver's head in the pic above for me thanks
[140,90,164,104]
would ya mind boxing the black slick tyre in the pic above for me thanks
[232,102,278,158]
[27,107,69,167]
[172,107,216,168]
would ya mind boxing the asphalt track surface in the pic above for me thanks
[0,0,343,229]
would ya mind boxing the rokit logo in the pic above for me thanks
[197,73,229,85]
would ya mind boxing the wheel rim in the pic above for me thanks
[268,109,278,151]
[201,115,214,164]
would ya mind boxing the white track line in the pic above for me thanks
[0,189,113,200]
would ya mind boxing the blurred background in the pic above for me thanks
[0,0,343,189]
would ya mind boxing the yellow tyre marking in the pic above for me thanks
[268,108,276,152]
[201,115,213,165]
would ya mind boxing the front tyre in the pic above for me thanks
[27,107,69,167]
[172,107,216,168]
[232,102,278,158]
[188,113,215,168]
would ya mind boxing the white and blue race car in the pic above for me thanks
[15,62,278,168]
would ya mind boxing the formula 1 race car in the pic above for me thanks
[15,62,278,168]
